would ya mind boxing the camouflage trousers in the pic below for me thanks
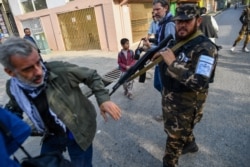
[121,72,134,94]
[233,25,250,47]
[161,89,207,167]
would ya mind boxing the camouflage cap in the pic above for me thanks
[173,5,200,21]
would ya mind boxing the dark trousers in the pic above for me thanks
[41,135,93,167]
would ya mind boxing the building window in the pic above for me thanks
[34,0,47,10]
[20,0,34,13]
[20,0,47,13]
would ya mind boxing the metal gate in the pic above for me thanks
[58,8,100,51]
[129,3,153,42]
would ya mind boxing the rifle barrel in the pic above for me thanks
[109,34,174,96]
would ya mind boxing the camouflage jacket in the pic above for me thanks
[159,34,218,93]
[5,61,110,150]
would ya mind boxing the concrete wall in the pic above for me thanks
[8,0,22,15]
[9,0,69,15]
[46,0,68,9]
[114,5,133,51]
[9,0,132,51]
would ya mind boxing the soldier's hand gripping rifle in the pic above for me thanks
[109,34,174,96]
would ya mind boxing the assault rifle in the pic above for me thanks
[109,34,174,96]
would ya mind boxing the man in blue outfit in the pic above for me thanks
[144,0,176,121]
[148,12,159,38]
[0,107,31,167]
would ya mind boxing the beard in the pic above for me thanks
[16,73,45,88]
[176,20,199,40]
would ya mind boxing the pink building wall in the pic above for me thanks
[13,0,132,52]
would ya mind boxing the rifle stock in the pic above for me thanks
[109,34,174,96]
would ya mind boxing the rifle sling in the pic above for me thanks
[128,31,203,81]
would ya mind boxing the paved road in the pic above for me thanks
[2,6,250,167]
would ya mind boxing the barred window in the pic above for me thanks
[20,0,47,13]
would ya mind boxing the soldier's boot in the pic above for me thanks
[182,141,199,154]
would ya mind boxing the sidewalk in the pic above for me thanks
[41,50,119,75]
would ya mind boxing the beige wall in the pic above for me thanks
[114,5,133,51]
[13,0,133,51]
[94,5,109,51]
[40,15,59,51]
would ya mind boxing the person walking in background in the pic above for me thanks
[234,3,238,9]
[199,7,219,43]
[230,5,250,53]
[23,28,41,53]
[156,5,218,167]
[0,37,121,167]
[118,38,136,99]
[148,12,159,39]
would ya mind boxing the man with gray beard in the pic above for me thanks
[0,37,121,167]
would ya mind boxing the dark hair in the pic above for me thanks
[200,7,207,15]
[23,27,30,32]
[152,0,169,7]
[120,38,129,45]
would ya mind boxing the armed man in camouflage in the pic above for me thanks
[231,5,250,53]
[157,5,219,167]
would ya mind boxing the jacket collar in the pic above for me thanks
[159,12,173,25]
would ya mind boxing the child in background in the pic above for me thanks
[118,38,136,99]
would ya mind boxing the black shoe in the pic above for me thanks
[182,141,199,154]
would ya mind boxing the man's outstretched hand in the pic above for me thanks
[100,101,122,121]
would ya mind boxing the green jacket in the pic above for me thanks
[5,61,110,150]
